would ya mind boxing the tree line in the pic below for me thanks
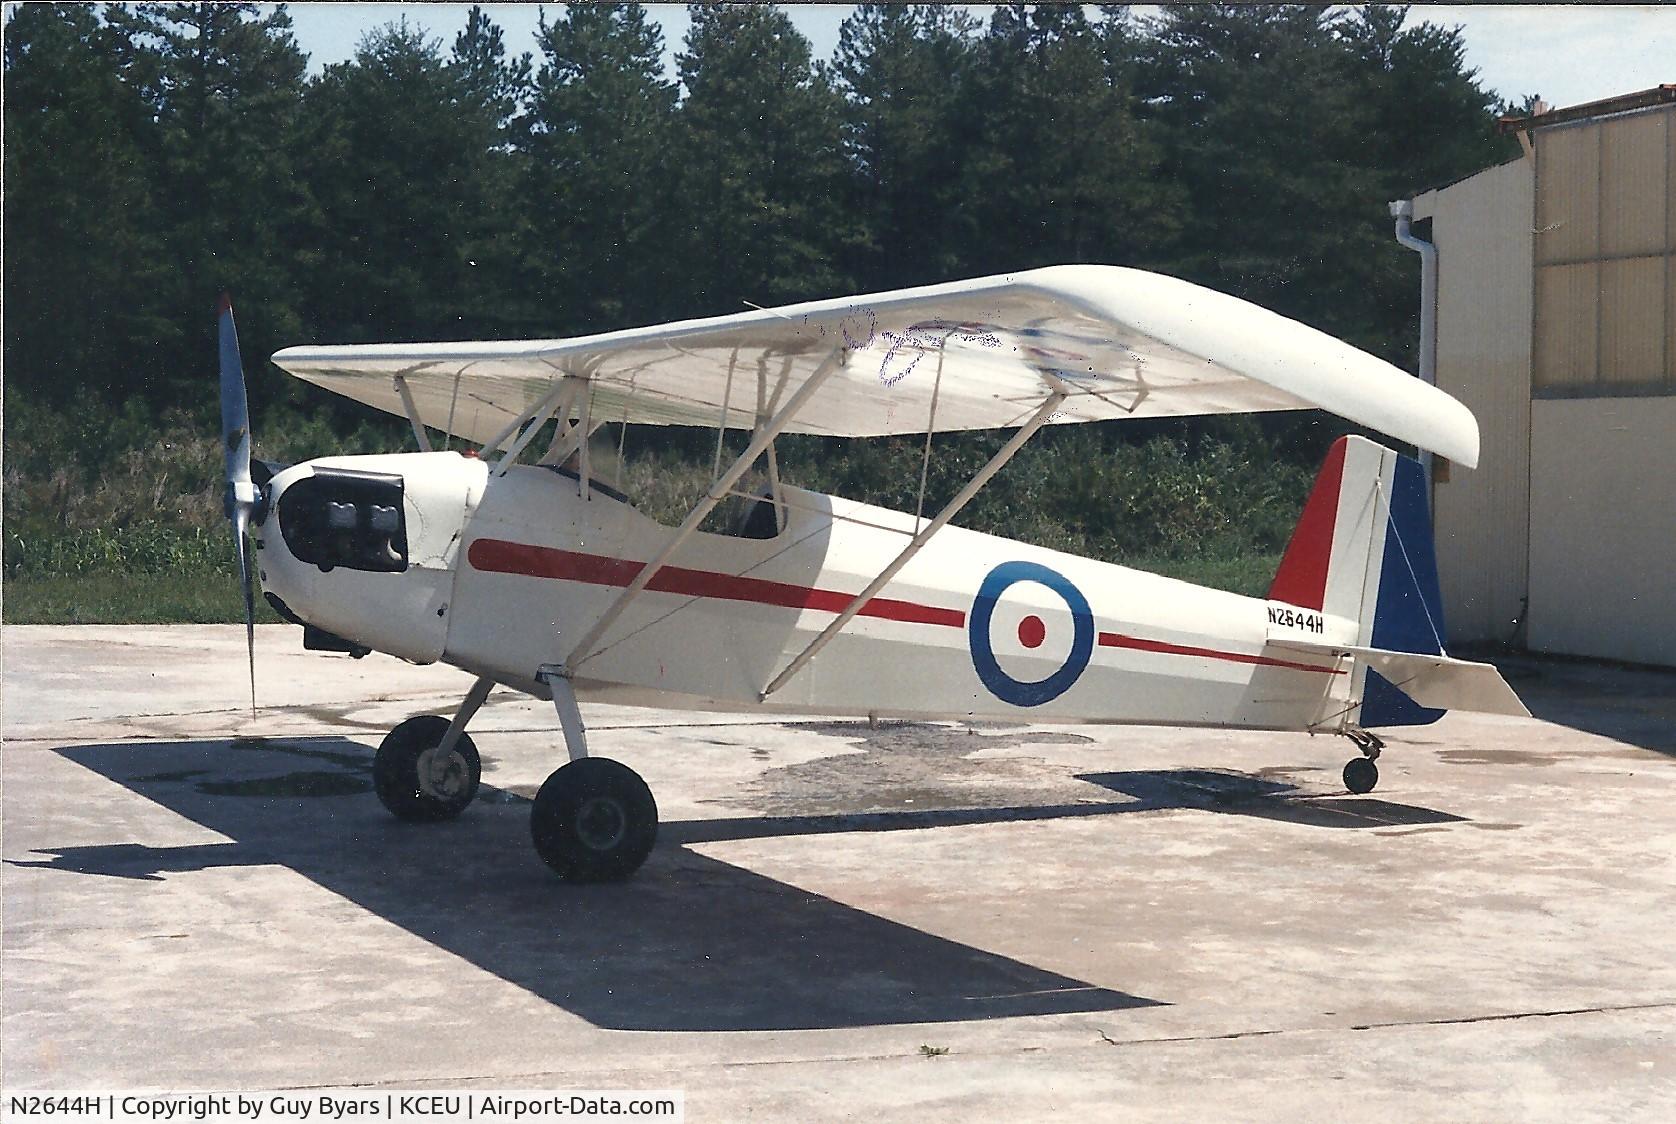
[4,1,1517,449]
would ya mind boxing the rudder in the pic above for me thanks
[1268,436,1450,727]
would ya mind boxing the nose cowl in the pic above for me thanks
[258,452,486,664]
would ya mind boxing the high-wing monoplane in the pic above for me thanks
[218,266,1527,882]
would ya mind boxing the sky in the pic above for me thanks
[267,2,1676,111]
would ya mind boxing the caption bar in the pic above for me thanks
[3,1094,682,1124]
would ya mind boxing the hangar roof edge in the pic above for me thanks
[1496,84,1676,136]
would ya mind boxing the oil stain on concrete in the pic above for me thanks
[720,720,1101,817]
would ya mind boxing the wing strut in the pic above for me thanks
[759,388,1069,701]
[493,378,578,476]
[478,379,570,460]
[393,376,433,452]
[755,361,789,533]
[560,345,851,677]
[577,382,592,501]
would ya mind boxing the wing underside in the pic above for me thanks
[270,265,1480,467]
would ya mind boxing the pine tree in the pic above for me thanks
[448,6,534,334]
[832,3,979,290]
[105,1,313,402]
[523,3,676,331]
[1337,5,1518,368]
[298,13,527,345]
[1137,5,1381,337]
[670,3,851,314]
[451,3,532,142]
[3,4,172,411]
[952,4,1176,277]
[1341,5,1513,199]
[2,0,1523,483]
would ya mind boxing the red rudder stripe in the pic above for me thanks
[1266,437,1348,612]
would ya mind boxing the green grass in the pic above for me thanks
[1126,551,1280,598]
[3,571,285,625]
[2,551,1280,625]
[4,411,1305,624]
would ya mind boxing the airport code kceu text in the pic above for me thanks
[4,1095,681,1122]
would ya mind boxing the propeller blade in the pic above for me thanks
[235,505,257,713]
[218,294,253,498]
[220,294,259,714]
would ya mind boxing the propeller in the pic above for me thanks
[218,294,260,713]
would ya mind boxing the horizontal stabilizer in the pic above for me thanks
[1269,640,1530,718]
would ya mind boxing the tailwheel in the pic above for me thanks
[1342,727,1384,794]
[1342,755,1379,795]
[530,757,658,882]
[374,715,481,821]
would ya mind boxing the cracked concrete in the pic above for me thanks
[3,625,1674,1120]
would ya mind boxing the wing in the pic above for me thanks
[270,265,1480,467]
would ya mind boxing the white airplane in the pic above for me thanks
[219,265,1528,883]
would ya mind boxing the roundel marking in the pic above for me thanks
[969,561,1094,707]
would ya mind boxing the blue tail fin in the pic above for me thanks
[1361,453,1448,727]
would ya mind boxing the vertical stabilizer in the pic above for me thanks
[1269,436,1451,727]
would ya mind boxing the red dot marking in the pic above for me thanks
[1017,615,1046,649]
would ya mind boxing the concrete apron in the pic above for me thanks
[3,626,1674,1121]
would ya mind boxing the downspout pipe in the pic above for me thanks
[1390,199,1437,484]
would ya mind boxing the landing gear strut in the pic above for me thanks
[1342,728,1384,795]
[529,667,658,882]
[372,671,658,879]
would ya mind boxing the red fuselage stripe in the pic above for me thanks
[467,538,967,628]
[468,539,1343,675]
[1098,632,1344,675]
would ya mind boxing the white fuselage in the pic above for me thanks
[256,452,1357,730]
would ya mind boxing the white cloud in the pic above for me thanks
[1420,4,1675,108]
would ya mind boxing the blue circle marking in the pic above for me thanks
[969,561,1094,707]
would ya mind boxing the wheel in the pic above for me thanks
[1343,756,1379,795]
[530,757,658,882]
[374,715,481,822]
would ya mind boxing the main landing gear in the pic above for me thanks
[1342,728,1384,795]
[373,671,659,883]
[529,666,658,882]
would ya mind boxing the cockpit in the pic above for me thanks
[540,450,786,541]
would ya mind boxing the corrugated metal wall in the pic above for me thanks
[1528,397,1676,665]
[1527,106,1675,666]
[1421,103,1675,665]
[1533,106,1675,393]
[1419,159,1534,645]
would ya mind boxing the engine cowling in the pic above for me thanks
[257,451,488,663]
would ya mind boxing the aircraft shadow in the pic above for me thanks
[1456,649,1676,757]
[662,719,1464,841]
[1520,678,1676,758]
[671,769,1464,843]
[1074,769,1468,829]
[27,737,1161,1033]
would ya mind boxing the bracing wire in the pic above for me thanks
[1372,473,1448,657]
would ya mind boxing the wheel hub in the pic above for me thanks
[416,746,465,800]
[575,796,628,851]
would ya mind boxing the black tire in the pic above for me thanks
[374,715,481,822]
[530,757,658,882]
[1343,756,1379,795]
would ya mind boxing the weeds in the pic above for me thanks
[3,402,1307,622]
